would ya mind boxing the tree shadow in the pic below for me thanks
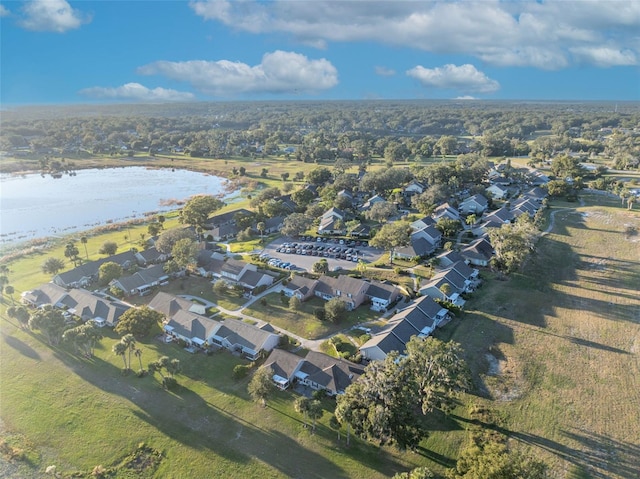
[1,331,41,361]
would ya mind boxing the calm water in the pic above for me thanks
[0,167,231,245]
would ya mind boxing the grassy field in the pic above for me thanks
[433,193,640,478]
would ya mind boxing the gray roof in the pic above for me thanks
[112,264,168,292]
[166,310,219,342]
[137,247,164,264]
[445,260,475,280]
[461,238,494,262]
[412,295,449,320]
[61,289,129,326]
[264,349,304,380]
[361,329,407,356]
[22,283,68,307]
[316,275,368,298]
[214,318,278,353]
[284,275,318,296]
[298,351,364,394]
[221,258,246,276]
[148,291,194,317]
[365,281,399,301]
[205,208,252,227]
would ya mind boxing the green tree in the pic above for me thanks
[112,342,128,370]
[247,366,274,407]
[4,285,15,304]
[134,348,144,374]
[291,188,315,208]
[307,166,332,186]
[488,216,538,274]
[281,213,313,238]
[63,322,103,357]
[307,399,324,433]
[80,236,89,259]
[294,396,311,428]
[155,228,196,255]
[28,306,66,346]
[324,298,348,323]
[436,218,463,238]
[64,242,80,266]
[180,194,224,230]
[98,261,123,286]
[7,305,31,330]
[171,238,198,268]
[365,201,398,222]
[114,306,163,338]
[213,279,227,295]
[147,222,162,237]
[369,221,412,264]
[312,258,329,274]
[120,334,136,371]
[289,294,302,312]
[42,257,65,275]
[98,241,118,256]
[393,467,435,479]
[256,221,266,242]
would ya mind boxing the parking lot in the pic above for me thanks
[259,236,384,272]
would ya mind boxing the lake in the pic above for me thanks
[0,167,232,246]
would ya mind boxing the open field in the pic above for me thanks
[435,194,640,478]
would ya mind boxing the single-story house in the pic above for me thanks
[163,309,220,347]
[460,238,494,267]
[458,194,489,214]
[148,291,207,317]
[60,288,130,327]
[313,275,370,310]
[365,281,401,312]
[418,270,467,308]
[282,275,318,302]
[109,264,169,297]
[211,318,280,361]
[21,283,69,308]
[295,351,365,396]
[486,184,509,200]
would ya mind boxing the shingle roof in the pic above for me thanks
[264,349,304,380]
[148,291,194,317]
[214,318,278,353]
[166,310,219,342]
[365,281,399,301]
[22,283,68,307]
[298,351,364,394]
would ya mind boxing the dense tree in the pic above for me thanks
[281,213,313,238]
[213,279,228,295]
[98,241,118,256]
[28,306,67,346]
[256,221,266,242]
[324,298,348,323]
[289,294,302,312]
[291,188,315,208]
[171,238,198,268]
[294,396,311,428]
[7,305,31,329]
[369,221,412,264]
[180,194,224,229]
[306,166,333,186]
[4,285,15,304]
[155,228,196,255]
[488,216,538,273]
[63,322,103,357]
[307,399,324,433]
[248,366,274,407]
[336,337,467,450]
[436,218,463,238]
[114,306,163,338]
[412,185,451,215]
[98,261,123,286]
[365,201,398,222]
[393,467,435,479]
[550,154,585,179]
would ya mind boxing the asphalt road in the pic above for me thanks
[259,236,384,273]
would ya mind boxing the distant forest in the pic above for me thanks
[1,100,639,171]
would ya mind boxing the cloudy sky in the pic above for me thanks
[1,0,639,104]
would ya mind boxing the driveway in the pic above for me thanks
[259,236,384,272]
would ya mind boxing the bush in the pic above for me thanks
[232,364,251,380]
[314,308,326,321]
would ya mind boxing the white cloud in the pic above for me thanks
[455,96,477,100]
[79,83,195,102]
[407,64,500,94]
[0,4,10,17]
[375,66,396,77]
[570,46,637,67]
[19,0,91,32]
[189,0,640,69]
[138,51,338,96]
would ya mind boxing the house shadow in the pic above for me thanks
[50,347,356,478]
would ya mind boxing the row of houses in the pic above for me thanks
[53,247,169,290]
[22,283,130,327]
[283,273,401,312]
[149,292,280,361]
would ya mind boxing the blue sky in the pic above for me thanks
[1,0,639,105]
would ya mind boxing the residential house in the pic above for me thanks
[522,187,547,203]
[412,295,450,327]
[314,275,370,310]
[402,180,426,199]
[412,225,443,248]
[21,283,69,308]
[510,198,540,219]
[52,250,140,289]
[348,223,371,238]
[205,208,252,229]
[418,270,467,308]
[433,202,461,222]
[196,251,226,278]
[435,250,465,268]
[460,238,494,267]
[148,291,207,317]
[164,309,220,347]
[295,351,365,396]
[485,183,509,200]
[365,281,401,312]
[255,216,284,235]
[410,216,436,231]
[208,223,239,242]
[393,235,436,260]
[361,194,386,211]
[458,194,489,214]
[359,328,407,361]
[263,349,305,390]
[282,275,318,302]
[210,318,280,360]
[108,264,169,297]
[61,288,130,327]
[136,246,169,266]
[218,258,275,292]
[317,207,346,235]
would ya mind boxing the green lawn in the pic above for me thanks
[244,294,382,340]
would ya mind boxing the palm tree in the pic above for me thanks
[307,400,323,433]
[439,283,452,299]
[80,236,89,260]
[112,342,127,370]
[121,334,136,371]
[134,348,144,372]
[257,221,266,243]
[294,396,310,428]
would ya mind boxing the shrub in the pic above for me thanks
[232,364,251,380]
[314,308,326,321]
